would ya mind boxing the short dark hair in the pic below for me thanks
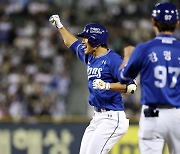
[154,20,177,32]
[101,44,108,48]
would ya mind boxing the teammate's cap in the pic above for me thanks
[152,2,179,23]
[77,23,108,47]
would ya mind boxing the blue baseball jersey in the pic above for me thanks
[70,40,124,110]
[119,34,180,107]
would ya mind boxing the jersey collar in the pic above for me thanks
[155,34,176,41]
[94,49,111,58]
[156,34,175,38]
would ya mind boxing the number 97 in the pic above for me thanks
[154,66,180,88]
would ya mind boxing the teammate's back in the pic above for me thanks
[132,34,180,106]
[118,2,180,154]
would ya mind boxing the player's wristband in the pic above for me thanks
[56,22,63,29]
[105,83,110,90]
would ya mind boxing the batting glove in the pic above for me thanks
[92,79,110,90]
[126,79,137,94]
[49,15,63,29]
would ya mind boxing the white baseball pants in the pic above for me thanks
[79,110,129,154]
[139,105,180,154]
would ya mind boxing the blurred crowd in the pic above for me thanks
[0,0,179,121]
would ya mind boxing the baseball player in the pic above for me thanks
[49,15,137,154]
[118,2,180,154]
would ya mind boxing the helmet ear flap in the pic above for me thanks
[88,35,99,47]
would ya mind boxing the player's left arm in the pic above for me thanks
[110,50,137,94]
[92,51,137,94]
[109,82,127,93]
[92,79,137,94]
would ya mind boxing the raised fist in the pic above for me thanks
[49,15,63,29]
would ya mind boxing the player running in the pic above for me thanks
[118,2,180,154]
[49,15,137,154]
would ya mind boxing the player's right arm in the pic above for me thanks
[49,15,88,64]
[49,15,78,48]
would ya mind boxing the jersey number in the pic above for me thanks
[154,66,180,88]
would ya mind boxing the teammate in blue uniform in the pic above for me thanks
[118,3,180,154]
[49,15,137,154]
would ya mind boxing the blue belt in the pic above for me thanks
[147,104,180,109]
[94,107,111,112]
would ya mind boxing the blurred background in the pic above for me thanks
[0,0,179,154]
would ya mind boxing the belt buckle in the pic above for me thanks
[94,107,100,112]
[94,107,107,112]
[101,108,107,112]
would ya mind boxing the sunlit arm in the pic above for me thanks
[49,15,78,48]
[109,82,127,93]
[59,27,78,48]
